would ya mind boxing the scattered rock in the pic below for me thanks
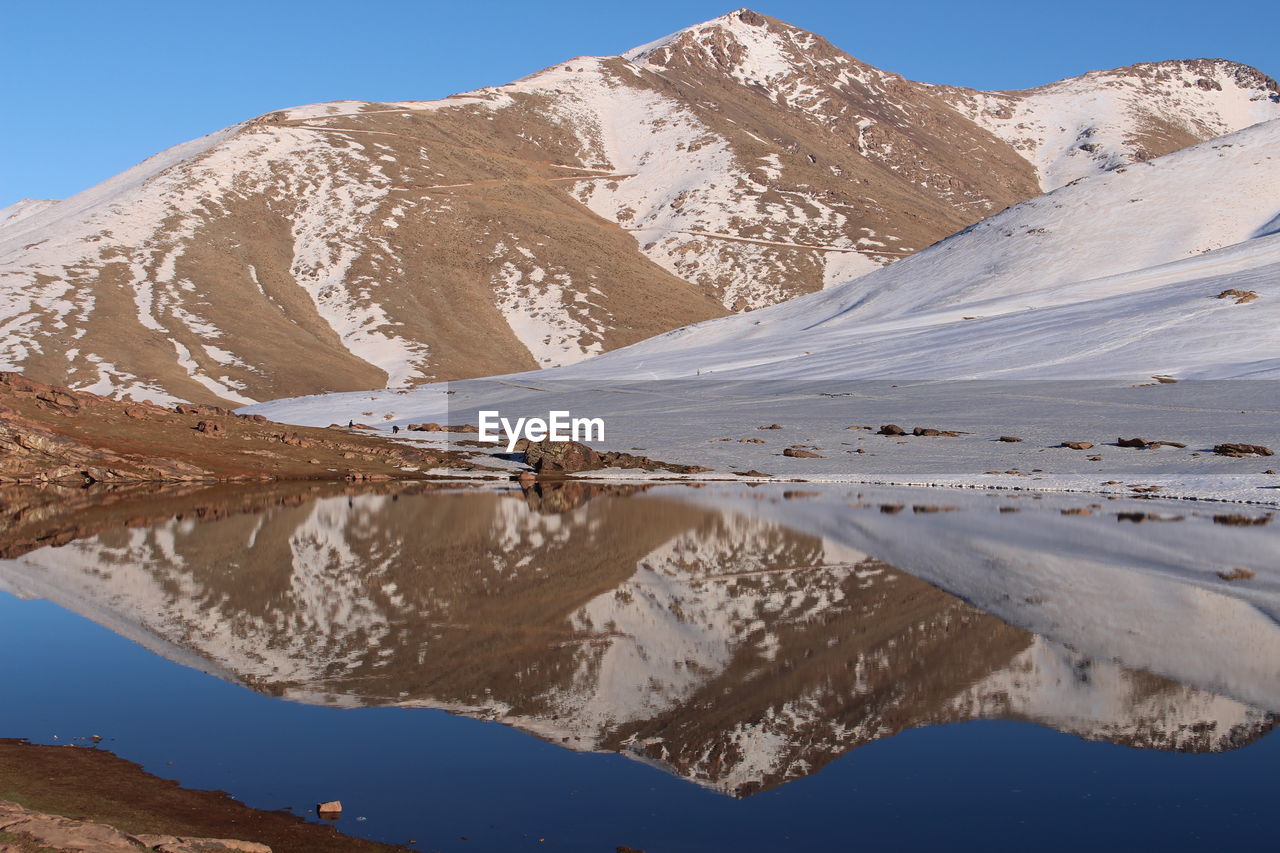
[523,439,706,475]
[757,424,782,430]
[997,436,1022,442]
[316,801,342,817]
[733,469,769,477]
[877,424,906,436]
[1215,289,1258,304]
[407,423,444,432]
[738,438,766,444]
[155,840,273,852]
[783,447,824,458]
[524,439,599,473]
[1213,514,1271,527]
[1214,443,1273,457]
[275,432,311,448]
[174,404,234,417]
[194,421,224,436]
[0,800,273,853]
[1060,441,1093,450]
[1216,568,1256,582]
[1116,437,1187,449]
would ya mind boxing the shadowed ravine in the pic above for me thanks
[0,481,1276,799]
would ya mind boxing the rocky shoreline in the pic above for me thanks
[0,373,480,485]
[0,740,404,852]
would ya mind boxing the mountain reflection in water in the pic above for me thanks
[0,481,1275,798]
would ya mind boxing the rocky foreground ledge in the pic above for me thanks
[0,373,479,484]
[0,741,403,853]
[0,799,271,852]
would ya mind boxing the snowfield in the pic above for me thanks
[251,120,1280,504]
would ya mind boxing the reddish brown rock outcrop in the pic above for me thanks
[0,372,470,484]
[522,438,708,476]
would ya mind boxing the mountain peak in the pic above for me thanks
[621,9,815,65]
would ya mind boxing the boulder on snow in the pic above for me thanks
[525,438,600,473]
[1214,443,1273,457]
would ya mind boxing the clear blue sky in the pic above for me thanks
[3,0,1277,207]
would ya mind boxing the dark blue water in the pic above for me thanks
[0,483,1276,851]
[1,593,1275,852]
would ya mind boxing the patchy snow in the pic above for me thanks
[488,241,605,367]
[951,60,1280,189]
[254,122,1280,504]
[532,119,1280,380]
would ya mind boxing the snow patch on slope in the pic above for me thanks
[954,61,1280,189]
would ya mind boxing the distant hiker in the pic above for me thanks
[348,419,353,428]
[392,425,400,434]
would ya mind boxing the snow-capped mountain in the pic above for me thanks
[2,10,1275,404]
[2,484,1274,795]
[508,116,1280,381]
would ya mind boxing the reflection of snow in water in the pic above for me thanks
[0,484,1275,792]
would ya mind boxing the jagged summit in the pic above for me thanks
[621,8,892,89]
[623,9,809,60]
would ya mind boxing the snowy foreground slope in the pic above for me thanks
[2,10,1277,403]
[253,122,1280,503]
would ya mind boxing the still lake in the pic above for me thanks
[0,481,1276,852]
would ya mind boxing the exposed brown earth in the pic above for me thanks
[0,372,474,484]
[0,741,403,853]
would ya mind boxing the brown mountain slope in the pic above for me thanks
[1,10,1276,404]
